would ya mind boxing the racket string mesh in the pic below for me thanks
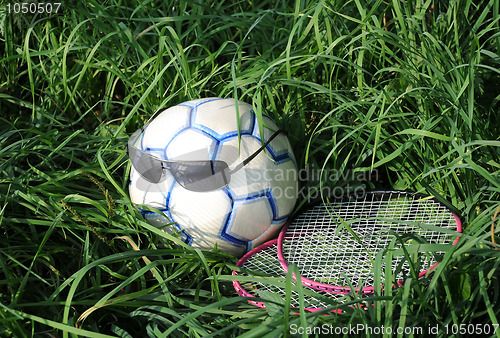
[237,241,343,309]
[282,192,459,290]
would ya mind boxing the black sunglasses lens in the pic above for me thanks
[128,145,164,183]
[170,160,230,192]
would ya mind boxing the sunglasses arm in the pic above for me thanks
[229,130,284,175]
[160,162,171,170]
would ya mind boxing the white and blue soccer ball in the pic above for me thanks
[128,98,298,256]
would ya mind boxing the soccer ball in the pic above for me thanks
[128,98,298,256]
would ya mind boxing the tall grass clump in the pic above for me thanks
[0,0,499,336]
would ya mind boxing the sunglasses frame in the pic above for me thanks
[128,109,286,191]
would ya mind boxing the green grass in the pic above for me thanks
[1,0,499,336]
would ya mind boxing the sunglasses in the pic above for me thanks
[128,112,285,192]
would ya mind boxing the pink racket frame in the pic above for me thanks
[232,239,341,313]
[277,207,462,295]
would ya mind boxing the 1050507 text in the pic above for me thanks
[6,2,62,14]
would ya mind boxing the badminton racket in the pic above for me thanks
[232,239,346,312]
[277,190,462,294]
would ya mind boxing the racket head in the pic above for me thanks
[232,239,346,312]
[277,190,462,294]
